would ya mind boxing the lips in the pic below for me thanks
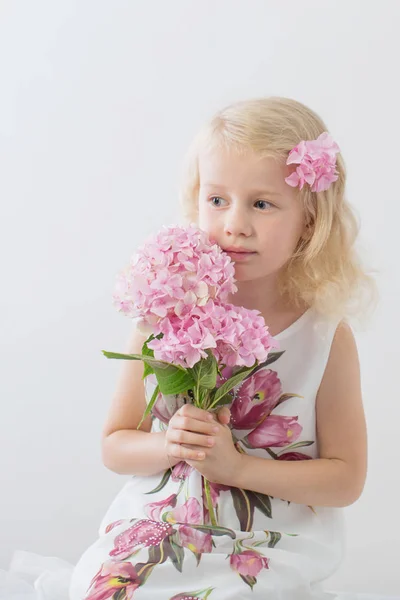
[222,247,255,254]
[223,248,257,262]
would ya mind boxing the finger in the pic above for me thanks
[168,429,215,448]
[168,442,206,461]
[177,403,214,423]
[216,406,231,425]
[174,414,219,436]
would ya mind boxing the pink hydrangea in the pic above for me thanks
[147,312,217,368]
[212,303,279,367]
[112,224,237,325]
[148,299,278,370]
[285,132,340,193]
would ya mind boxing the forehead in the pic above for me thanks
[198,146,290,195]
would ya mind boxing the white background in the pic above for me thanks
[0,0,399,595]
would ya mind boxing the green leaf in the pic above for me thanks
[188,351,218,391]
[137,383,160,430]
[144,467,172,495]
[113,589,127,600]
[102,350,175,370]
[196,387,210,408]
[278,440,314,451]
[102,351,196,395]
[235,351,285,383]
[209,364,258,408]
[188,524,236,538]
[239,574,257,590]
[230,488,254,532]
[256,351,285,369]
[166,538,185,573]
[266,530,282,548]
[135,540,168,586]
[141,336,156,378]
[211,392,234,408]
[274,392,303,409]
[250,491,272,519]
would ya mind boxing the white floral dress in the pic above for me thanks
[69,308,345,600]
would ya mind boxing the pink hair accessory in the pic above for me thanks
[285,132,340,193]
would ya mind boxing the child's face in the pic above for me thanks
[197,146,306,283]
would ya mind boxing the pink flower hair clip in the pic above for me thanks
[285,132,340,193]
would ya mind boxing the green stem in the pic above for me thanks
[265,447,278,459]
[203,477,218,526]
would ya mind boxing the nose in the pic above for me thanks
[223,205,252,238]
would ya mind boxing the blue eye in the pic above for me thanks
[209,196,225,206]
[255,200,273,210]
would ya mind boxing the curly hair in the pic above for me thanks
[178,96,378,326]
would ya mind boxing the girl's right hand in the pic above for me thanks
[165,405,230,463]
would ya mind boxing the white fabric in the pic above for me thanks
[3,309,396,599]
[1,551,399,599]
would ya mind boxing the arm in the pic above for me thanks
[231,321,368,508]
[102,429,180,476]
[101,325,180,476]
[101,325,227,476]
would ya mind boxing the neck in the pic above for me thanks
[228,275,289,316]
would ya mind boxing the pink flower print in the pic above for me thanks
[152,390,187,424]
[104,519,124,534]
[109,519,174,560]
[178,524,213,554]
[230,369,282,429]
[170,595,204,600]
[216,364,235,388]
[247,415,303,448]
[144,493,177,520]
[277,452,312,460]
[164,497,202,525]
[171,461,194,481]
[202,479,230,509]
[230,550,270,578]
[84,560,140,600]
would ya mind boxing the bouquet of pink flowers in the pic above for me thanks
[102,224,279,524]
[103,224,278,426]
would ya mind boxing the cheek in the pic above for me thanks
[259,222,302,259]
[197,202,215,233]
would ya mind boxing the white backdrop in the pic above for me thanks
[1,0,399,595]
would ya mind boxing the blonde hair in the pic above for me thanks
[178,96,378,327]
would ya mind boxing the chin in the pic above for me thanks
[233,265,266,282]
[233,263,281,284]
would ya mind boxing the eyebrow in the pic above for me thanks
[202,183,282,196]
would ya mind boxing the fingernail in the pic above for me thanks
[207,414,213,421]
[197,452,205,458]
[212,426,219,433]
[207,437,214,445]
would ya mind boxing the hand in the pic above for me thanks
[165,404,222,465]
[165,404,241,486]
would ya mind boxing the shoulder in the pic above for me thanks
[327,319,359,371]
[317,318,360,402]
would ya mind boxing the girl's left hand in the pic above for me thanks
[180,404,242,486]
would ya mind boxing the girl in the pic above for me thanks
[69,96,377,600]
